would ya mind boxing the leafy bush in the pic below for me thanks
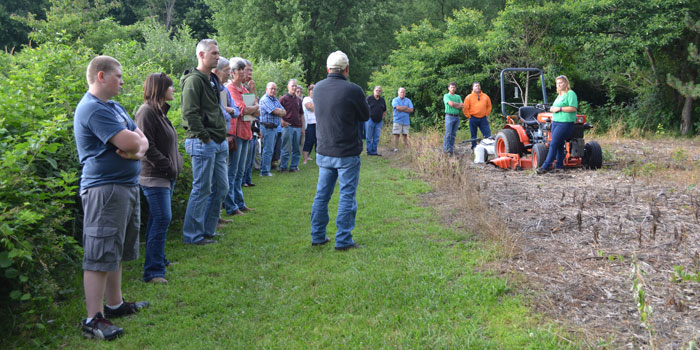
[129,18,197,77]
[0,42,93,336]
[25,0,137,53]
[250,57,307,98]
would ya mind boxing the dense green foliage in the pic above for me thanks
[371,0,700,135]
[207,0,507,90]
[0,42,92,334]
[0,0,48,51]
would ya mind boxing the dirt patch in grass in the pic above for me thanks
[382,135,700,349]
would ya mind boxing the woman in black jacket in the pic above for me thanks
[134,73,184,283]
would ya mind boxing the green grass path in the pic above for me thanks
[53,155,577,349]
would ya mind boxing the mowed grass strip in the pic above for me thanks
[48,154,577,350]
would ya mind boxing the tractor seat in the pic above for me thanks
[518,106,544,126]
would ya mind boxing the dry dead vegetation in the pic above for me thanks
[383,130,700,349]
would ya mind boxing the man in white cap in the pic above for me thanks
[310,50,370,251]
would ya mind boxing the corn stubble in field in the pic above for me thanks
[387,129,700,349]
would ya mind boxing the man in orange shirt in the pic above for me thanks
[462,82,492,150]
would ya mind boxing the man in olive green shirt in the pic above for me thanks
[443,82,464,154]
[181,39,229,245]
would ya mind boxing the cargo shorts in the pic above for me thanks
[80,184,140,272]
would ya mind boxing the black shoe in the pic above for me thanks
[535,167,550,174]
[335,243,360,251]
[246,183,256,187]
[193,238,217,245]
[104,298,149,319]
[82,312,123,340]
[289,168,299,172]
[311,238,330,246]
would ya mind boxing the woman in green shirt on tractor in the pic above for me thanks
[536,75,578,174]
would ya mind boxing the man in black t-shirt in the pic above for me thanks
[365,85,386,156]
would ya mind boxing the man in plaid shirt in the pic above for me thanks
[258,82,286,176]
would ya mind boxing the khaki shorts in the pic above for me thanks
[80,184,140,272]
[392,123,410,135]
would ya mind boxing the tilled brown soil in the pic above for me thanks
[397,137,700,349]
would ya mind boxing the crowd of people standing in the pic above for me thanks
[74,34,532,341]
[72,39,367,340]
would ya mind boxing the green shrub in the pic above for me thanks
[0,43,92,336]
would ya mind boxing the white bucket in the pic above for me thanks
[474,145,489,163]
[481,138,496,155]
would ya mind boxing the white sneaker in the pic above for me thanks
[393,148,398,152]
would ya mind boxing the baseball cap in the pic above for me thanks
[326,51,349,70]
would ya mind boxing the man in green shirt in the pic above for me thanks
[180,39,229,245]
[443,82,464,154]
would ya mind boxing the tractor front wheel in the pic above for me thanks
[582,141,603,169]
[495,129,522,156]
[532,143,548,169]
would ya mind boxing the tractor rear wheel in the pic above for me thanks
[582,141,603,169]
[495,129,522,156]
[532,143,548,169]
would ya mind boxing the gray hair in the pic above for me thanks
[242,59,252,66]
[195,39,217,57]
[288,79,297,85]
[216,57,229,71]
[266,82,276,89]
[229,57,246,71]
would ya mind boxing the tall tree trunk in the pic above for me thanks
[680,95,693,135]
[164,0,176,32]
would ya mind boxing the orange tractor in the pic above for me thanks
[490,68,602,170]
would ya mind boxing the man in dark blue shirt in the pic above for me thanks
[74,56,150,340]
[310,50,370,251]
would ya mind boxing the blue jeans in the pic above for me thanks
[260,126,277,175]
[468,116,491,149]
[141,181,174,281]
[224,137,249,213]
[243,137,256,185]
[280,126,301,170]
[542,121,574,170]
[310,154,361,248]
[183,138,229,243]
[365,120,382,155]
[443,114,460,153]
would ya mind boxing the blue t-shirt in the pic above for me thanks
[219,84,240,125]
[74,92,141,189]
[392,97,413,125]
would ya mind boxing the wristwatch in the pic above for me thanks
[559,107,563,112]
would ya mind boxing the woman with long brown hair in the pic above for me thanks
[134,73,183,283]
